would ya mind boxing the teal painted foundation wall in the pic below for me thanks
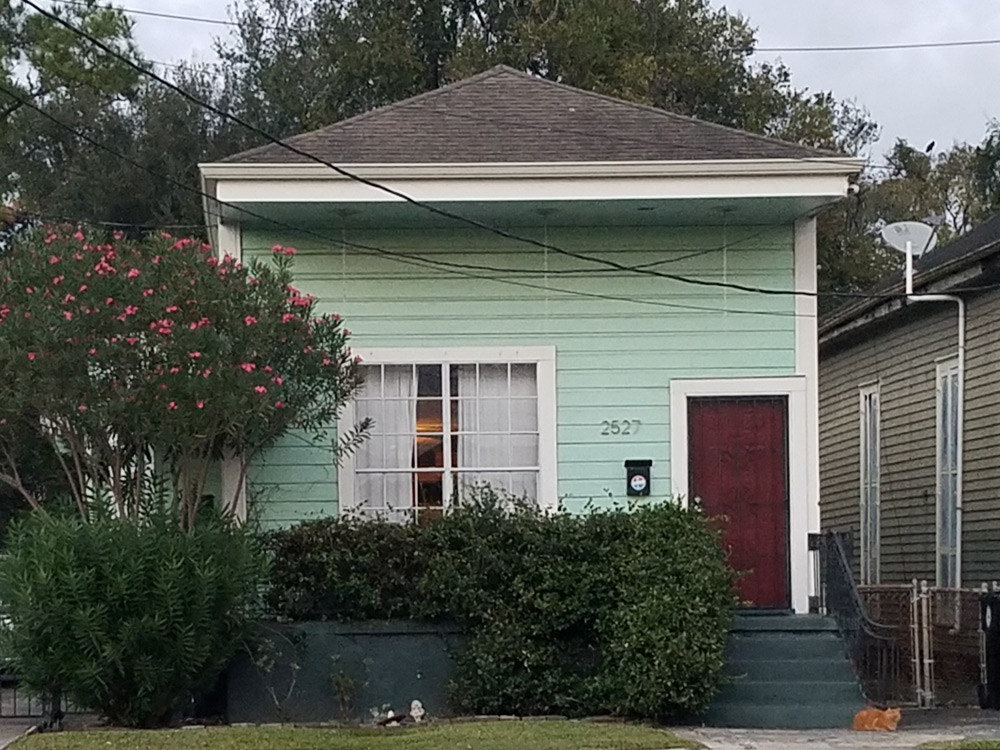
[242,224,797,527]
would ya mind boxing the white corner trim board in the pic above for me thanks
[669,376,812,614]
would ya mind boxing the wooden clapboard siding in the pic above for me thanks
[241,223,798,527]
[819,288,1000,587]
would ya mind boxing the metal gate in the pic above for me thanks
[858,580,990,707]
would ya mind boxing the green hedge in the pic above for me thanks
[0,511,263,727]
[264,493,736,719]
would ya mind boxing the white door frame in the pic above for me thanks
[670,376,811,613]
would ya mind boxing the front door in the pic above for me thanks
[688,396,789,609]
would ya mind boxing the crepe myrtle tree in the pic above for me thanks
[0,227,366,529]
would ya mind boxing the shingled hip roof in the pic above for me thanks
[221,65,843,166]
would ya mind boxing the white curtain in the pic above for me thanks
[355,365,415,522]
[509,365,538,499]
[458,365,508,500]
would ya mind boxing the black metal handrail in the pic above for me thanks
[819,531,908,704]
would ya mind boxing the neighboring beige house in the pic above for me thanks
[819,215,1000,588]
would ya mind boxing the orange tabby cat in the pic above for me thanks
[852,706,902,731]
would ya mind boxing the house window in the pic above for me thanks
[936,358,960,588]
[859,383,880,585]
[341,348,556,522]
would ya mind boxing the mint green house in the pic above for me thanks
[200,66,860,616]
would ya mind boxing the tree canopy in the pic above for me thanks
[3,0,1000,298]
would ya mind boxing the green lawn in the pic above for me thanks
[14,721,700,750]
[920,743,1000,750]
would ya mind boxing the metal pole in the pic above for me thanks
[904,243,965,590]
[905,240,914,294]
[921,580,934,707]
[912,579,923,706]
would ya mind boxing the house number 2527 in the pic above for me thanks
[600,420,641,436]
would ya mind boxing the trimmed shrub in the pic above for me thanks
[264,491,736,719]
[264,516,421,621]
[0,510,263,727]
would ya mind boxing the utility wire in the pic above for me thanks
[23,0,881,302]
[57,0,1000,53]
[757,38,1000,53]
[9,83,1000,313]
[0,81,812,320]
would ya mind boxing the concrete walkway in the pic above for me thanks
[678,724,999,750]
[0,722,34,749]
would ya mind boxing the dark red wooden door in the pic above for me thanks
[688,397,789,609]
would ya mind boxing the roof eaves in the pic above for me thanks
[818,237,1000,342]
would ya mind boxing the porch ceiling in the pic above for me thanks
[219,196,835,230]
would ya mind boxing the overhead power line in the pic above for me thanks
[0,81,815,321]
[59,0,1000,53]
[24,0,882,303]
[757,38,1000,53]
[7,81,1000,315]
[59,0,250,29]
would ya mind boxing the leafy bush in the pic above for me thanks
[0,228,362,527]
[265,490,736,719]
[0,510,263,727]
[264,517,421,621]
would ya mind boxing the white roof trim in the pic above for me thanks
[199,157,865,181]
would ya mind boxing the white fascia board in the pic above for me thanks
[211,172,854,205]
[199,158,864,181]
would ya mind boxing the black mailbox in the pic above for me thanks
[625,459,652,496]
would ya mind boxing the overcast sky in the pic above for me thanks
[121,0,1000,160]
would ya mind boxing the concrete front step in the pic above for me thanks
[699,702,860,730]
[713,679,863,705]
[724,657,856,682]
[701,614,864,730]
[725,632,847,661]
[730,614,839,632]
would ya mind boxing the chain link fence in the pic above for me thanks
[857,581,989,708]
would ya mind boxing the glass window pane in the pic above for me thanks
[415,473,443,508]
[456,471,510,496]
[385,434,414,470]
[384,365,413,398]
[510,399,538,431]
[384,473,414,512]
[356,435,385,469]
[416,435,444,469]
[479,364,509,398]
[511,434,539,467]
[478,399,509,432]
[358,365,382,399]
[416,398,443,433]
[417,364,442,397]
[454,399,477,433]
[356,399,383,433]
[477,435,511,468]
[356,473,385,510]
[510,364,537,397]
[510,472,537,500]
[453,365,477,398]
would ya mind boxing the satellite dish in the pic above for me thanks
[881,221,938,257]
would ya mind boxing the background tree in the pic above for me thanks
[7,0,1000,298]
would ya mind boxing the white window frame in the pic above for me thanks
[936,357,960,588]
[858,382,881,585]
[338,346,558,515]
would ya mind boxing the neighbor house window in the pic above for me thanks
[339,348,556,522]
[859,383,880,585]
[936,357,960,588]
